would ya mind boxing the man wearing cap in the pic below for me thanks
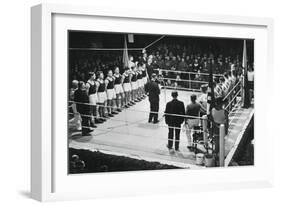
[144,73,160,123]
[164,91,185,151]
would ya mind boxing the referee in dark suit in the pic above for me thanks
[164,91,185,151]
[145,73,160,123]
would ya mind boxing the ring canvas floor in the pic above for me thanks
[69,89,253,169]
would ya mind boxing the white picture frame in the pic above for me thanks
[31,3,274,202]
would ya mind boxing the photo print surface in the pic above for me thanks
[68,31,254,174]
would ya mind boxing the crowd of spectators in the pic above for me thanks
[69,39,252,91]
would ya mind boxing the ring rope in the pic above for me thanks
[155,68,223,77]
[72,125,190,144]
[225,88,242,110]
[228,99,243,126]
[70,113,206,134]
[143,35,166,49]
[69,101,205,119]
[69,47,144,51]
[223,80,242,101]
[161,85,201,92]
[161,77,208,84]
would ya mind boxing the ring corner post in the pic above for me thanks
[202,115,208,145]
[219,124,225,167]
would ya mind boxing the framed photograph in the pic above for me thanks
[31,3,274,201]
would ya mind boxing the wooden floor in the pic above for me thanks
[69,89,254,168]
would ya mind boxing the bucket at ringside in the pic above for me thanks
[195,153,205,165]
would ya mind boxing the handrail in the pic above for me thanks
[155,68,223,76]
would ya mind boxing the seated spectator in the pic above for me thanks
[178,58,188,72]
[192,70,204,90]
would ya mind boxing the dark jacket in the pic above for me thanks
[74,89,90,114]
[164,99,185,126]
[146,64,154,79]
[186,102,201,119]
[145,80,160,102]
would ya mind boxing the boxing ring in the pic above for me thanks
[68,70,253,168]
[68,34,253,168]
[69,89,202,168]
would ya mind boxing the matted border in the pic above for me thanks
[31,3,274,201]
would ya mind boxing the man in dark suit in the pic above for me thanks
[74,81,93,136]
[145,73,160,123]
[164,91,185,151]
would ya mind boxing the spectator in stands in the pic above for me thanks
[192,70,204,90]
[190,58,200,81]
[178,58,188,86]
[164,91,185,151]
[201,61,209,74]
[217,59,224,74]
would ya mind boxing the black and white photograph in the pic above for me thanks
[1,0,280,204]
[68,31,254,174]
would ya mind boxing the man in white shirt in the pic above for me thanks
[247,67,254,83]
[128,56,135,69]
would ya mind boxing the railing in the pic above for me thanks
[154,68,223,77]
[155,68,222,91]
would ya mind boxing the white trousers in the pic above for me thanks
[185,119,200,146]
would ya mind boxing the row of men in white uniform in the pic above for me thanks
[70,63,149,128]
